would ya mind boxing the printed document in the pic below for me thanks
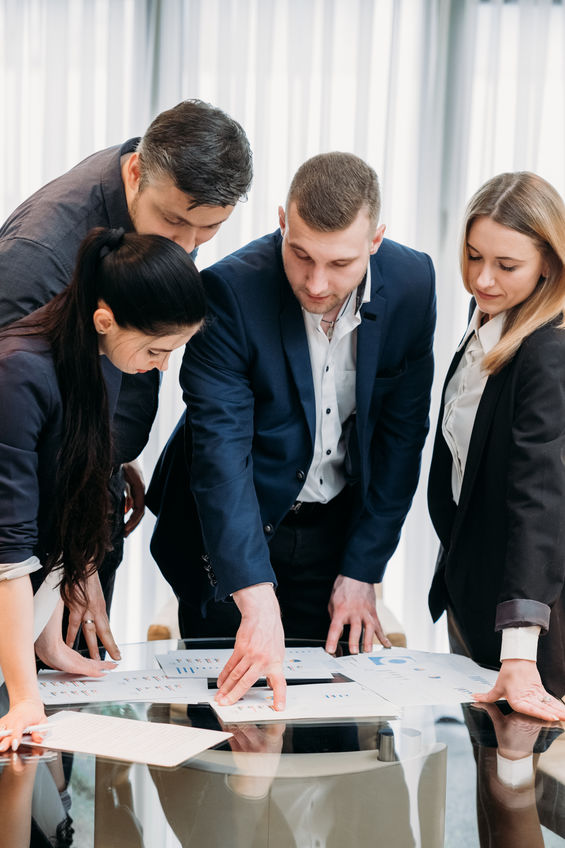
[209,681,399,723]
[331,648,498,705]
[29,710,231,767]
[156,646,334,680]
[37,669,208,705]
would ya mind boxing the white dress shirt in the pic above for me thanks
[443,307,540,662]
[299,268,371,503]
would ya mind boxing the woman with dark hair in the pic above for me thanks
[428,172,565,721]
[0,226,205,750]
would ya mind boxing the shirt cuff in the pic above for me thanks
[495,598,550,633]
[0,556,42,582]
[496,752,534,788]
[500,625,540,662]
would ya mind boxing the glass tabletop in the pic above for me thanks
[2,639,564,847]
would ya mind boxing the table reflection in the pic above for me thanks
[464,702,564,848]
[0,748,72,848]
[0,640,562,846]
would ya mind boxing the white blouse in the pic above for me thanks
[442,307,504,504]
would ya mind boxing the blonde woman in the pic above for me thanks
[429,172,565,720]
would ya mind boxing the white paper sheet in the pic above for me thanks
[209,681,399,723]
[28,710,231,767]
[331,648,499,706]
[37,669,209,705]
[156,647,335,680]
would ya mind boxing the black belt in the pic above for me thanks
[282,487,350,525]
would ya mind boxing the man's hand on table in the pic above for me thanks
[215,584,286,710]
[326,575,391,655]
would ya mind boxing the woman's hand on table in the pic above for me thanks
[36,598,117,676]
[473,658,565,721]
[0,698,47,753]
[65,571,121,661]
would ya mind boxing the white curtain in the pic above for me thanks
[1,0,564,649]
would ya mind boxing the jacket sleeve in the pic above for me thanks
[180,271,276,600]
[495,326,565,633]
[0,237,71,327]
[0,350,55,563]
[340,254,436,583]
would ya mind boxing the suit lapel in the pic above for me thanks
[279,283,316,445]
[427,345,469,546]
[450,366,511,544]
[356,262,386,428]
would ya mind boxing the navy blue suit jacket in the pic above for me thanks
[149,230,436,610]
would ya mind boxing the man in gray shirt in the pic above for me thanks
[0,99,252,653]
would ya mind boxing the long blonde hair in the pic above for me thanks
[460,172,565,373]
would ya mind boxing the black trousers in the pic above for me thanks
[179,486,353,640]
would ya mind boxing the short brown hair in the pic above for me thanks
[460,172,565,373]
[286,152,380,231]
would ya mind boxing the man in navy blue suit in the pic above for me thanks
[149,152,436,708]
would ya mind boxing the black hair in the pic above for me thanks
[2,227,206,601]
[136,99,253,208]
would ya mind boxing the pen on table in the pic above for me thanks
[0,724,51,739]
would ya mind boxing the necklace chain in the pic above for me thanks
[320,290,352,339]
[321,317,337,340]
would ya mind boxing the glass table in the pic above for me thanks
[2,639,564,847]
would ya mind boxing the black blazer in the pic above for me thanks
[428,320,565,696]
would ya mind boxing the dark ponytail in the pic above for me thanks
[1,227,206,602]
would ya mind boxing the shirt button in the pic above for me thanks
[326,408,331,414]
[326,449,332,455]
[264,523,274,535]
[319,478,323,485]
[325,365,329,372]
[296,469,305,481]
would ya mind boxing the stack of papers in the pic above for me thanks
[37,647,498,714]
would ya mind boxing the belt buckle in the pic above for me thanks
[289,501,302,513]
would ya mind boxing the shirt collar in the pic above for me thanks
[100,138,138,231]
[457,306,505,354]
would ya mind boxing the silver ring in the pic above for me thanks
[83,619,95,625]
[540,695,552,703]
